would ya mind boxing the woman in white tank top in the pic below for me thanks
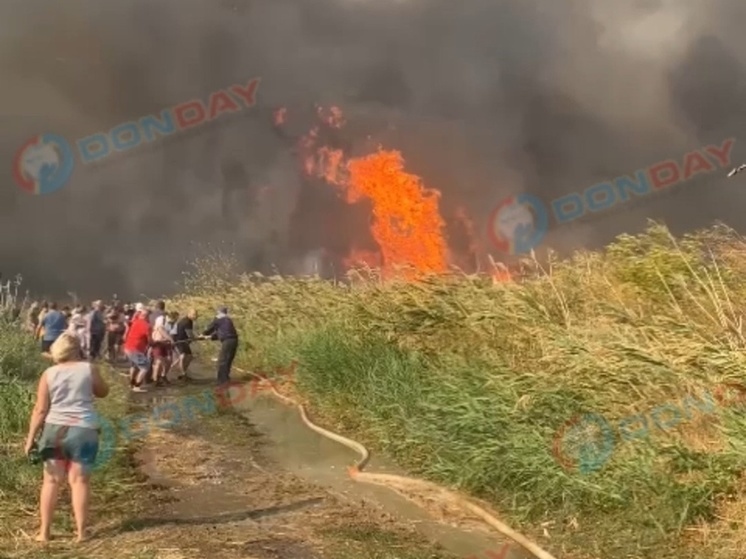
[24,333,109,543]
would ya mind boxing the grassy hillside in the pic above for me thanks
[176,223,746,559]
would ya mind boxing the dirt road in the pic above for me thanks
[7,368,458,559]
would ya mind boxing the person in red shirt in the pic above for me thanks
[123,304,151,393]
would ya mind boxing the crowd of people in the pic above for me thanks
[22,298,242,542]
[25,298,239,393]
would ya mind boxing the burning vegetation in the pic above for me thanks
[275,105,509,282]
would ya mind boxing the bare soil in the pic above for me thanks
[5,382,456,559]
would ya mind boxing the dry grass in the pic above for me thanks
[173,222,746,559]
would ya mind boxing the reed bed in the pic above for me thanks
[175,223,746,559]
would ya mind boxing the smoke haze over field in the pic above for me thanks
[2,0,746,298]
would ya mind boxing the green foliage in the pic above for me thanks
[175,223,746,559]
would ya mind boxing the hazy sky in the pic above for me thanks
[2,0,746,298]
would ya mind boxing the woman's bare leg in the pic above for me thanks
[68,463,91,542]
[37,460,66,541]
[162,354,172,381]
[152,358,163,383]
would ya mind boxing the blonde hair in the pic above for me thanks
[50,333,82,363]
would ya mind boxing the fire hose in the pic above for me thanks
[233,363,561,559]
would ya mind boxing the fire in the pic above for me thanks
[492,266,512,283]
[488,256,512,283]
[343,150,448,275]
[343,249,382,270]
[298,108,448,277]
[310,146,448,276]
[280,104,511,281]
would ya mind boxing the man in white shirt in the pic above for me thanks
[150,300,173,385]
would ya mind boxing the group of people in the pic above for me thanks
[22,299,242,542]
[26,298,240,393]
[116,301,203,392]
[28,299,125,359]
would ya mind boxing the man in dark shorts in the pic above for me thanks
[174,309,198,379]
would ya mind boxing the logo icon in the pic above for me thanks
[487,193,548,254]
[13,133,75,195]
[552,413,615,475]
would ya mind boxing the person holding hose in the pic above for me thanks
[200,307,238,386]
[174,309,199,380]
[123,304,151,392]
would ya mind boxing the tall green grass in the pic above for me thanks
[175,223,746,559]
[0,316,44,504]
[0,316,42,437]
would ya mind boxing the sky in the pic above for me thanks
[2,0,746,298]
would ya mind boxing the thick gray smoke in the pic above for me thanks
[1,0,745,298]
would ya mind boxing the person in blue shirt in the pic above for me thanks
[37,302,68,354]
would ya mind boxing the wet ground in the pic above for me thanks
[35,363,532,559]
[126,364,529,559]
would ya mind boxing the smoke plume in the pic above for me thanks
[1,0,745,298]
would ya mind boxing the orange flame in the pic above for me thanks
[344,150,447,276]
[490,259,512,283]
[343,249,382,270]
[308,132,448,275]
[295,106,452,278]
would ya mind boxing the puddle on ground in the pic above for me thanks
[241,397,530,559]
[126,368,531,559]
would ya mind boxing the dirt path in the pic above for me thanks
[24,372,458,559]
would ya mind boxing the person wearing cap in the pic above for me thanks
[200,307,239,386]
